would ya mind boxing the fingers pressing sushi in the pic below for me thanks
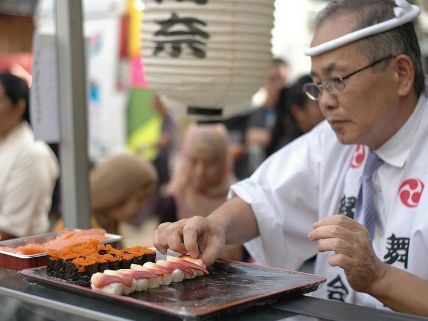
[154,220,188,255]
[182,216,225,267]
[154,216,225,267]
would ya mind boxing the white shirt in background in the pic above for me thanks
[0,122,59,238]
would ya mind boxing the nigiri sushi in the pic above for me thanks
[91,255,210,297]
[166,255,209,277]
[137,262,173,285]
[156,259,195,280]
[103,270,134,294]
[117,268,158,292]
[90,272,132,295]
[130,264,162,289]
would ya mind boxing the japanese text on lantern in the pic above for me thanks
[153,0,209,59]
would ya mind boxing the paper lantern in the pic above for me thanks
[141,0,274,120]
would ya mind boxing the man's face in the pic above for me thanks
[310,14,400,148]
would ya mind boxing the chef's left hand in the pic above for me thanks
[308,214,387,293]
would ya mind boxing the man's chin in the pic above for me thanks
[334,132,359,145]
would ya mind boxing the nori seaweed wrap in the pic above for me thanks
[46,241,156,287]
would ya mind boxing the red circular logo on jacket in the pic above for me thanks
[398,179,425,208]
[351,145,366,168]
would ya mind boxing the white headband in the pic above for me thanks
[304,0,421,57]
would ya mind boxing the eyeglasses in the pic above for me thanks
[303,55,395,101]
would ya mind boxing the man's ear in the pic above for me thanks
[394,54,415,98]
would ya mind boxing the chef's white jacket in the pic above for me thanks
[231,90,428,309]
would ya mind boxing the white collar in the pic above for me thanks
[376,94,426,168]
[305,0,421,57]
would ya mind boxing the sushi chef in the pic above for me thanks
[154,0,428,316]
[0,73,59,240]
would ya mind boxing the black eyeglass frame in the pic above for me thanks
[303,54,395,101]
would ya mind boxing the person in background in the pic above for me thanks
[0,72,59,240]
[245,58,289,174]
[130,95,176,227]
[159,124,242,261]
[266,75,324,156]
[151,95,176,189]
[154,0,428,316]
[54,153,157,236]
[223,111,252,180]
[90,153,157,235]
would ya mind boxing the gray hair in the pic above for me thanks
[315,0,424,96]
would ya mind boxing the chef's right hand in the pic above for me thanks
[153,216,226,266]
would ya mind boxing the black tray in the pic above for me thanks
[20,260,325,319]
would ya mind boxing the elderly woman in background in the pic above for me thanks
[159,124,242,261]
[0,72,59,240]
[90,153,158,235]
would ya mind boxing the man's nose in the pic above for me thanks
[318,89,339,113]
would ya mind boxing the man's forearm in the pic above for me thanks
[369,263,428,316]
[207,197,259,245]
